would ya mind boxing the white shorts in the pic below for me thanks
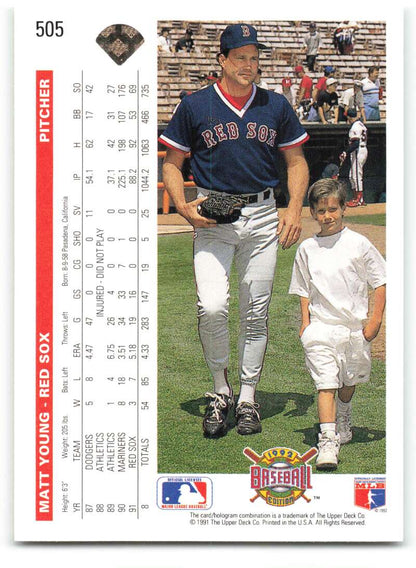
[300,320,371,390]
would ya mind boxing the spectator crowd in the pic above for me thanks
[158,22,384,124]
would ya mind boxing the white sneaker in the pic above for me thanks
[316,432,340,471]
[337,401,353,444]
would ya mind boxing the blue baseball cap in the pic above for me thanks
[220,23,267,52]
[324,65,335,74]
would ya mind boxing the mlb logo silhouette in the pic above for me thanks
[354,478,386,510]
[157,477,212,509]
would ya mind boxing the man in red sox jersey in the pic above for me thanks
[339,108,368,206]
[160,23,309,438]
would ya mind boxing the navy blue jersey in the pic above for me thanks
[159,83,309,194]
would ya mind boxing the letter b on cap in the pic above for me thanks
[241,25,251,37]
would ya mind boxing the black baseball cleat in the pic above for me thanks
[203,392,234,438]
[235,401,262,435]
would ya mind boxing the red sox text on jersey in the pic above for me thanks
[159,83,309,193]
[201,122,277,148]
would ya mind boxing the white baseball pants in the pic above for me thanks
[349,147,368,193]
[194,194,278,386]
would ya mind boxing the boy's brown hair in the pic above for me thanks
[308,179,347,209]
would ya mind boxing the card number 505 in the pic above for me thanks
[36,21,64,37]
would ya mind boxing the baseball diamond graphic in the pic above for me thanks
[96,24,144,65]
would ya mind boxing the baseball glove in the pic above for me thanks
[198,193,246,224]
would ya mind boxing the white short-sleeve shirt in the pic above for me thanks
[289,227,386,326]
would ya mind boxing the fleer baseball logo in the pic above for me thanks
[244,447,317,507]
[241,25,251,37]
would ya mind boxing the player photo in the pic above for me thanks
[157,19,387,478]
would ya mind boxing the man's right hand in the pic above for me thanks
[177,196,217,228]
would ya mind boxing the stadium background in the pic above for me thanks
[157,19,386,210]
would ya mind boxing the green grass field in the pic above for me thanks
[344,213,386,226]
[158,233,386,475]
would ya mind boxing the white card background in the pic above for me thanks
[1,0,413,564]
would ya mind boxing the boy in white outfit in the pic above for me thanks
[289,179,386,470]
